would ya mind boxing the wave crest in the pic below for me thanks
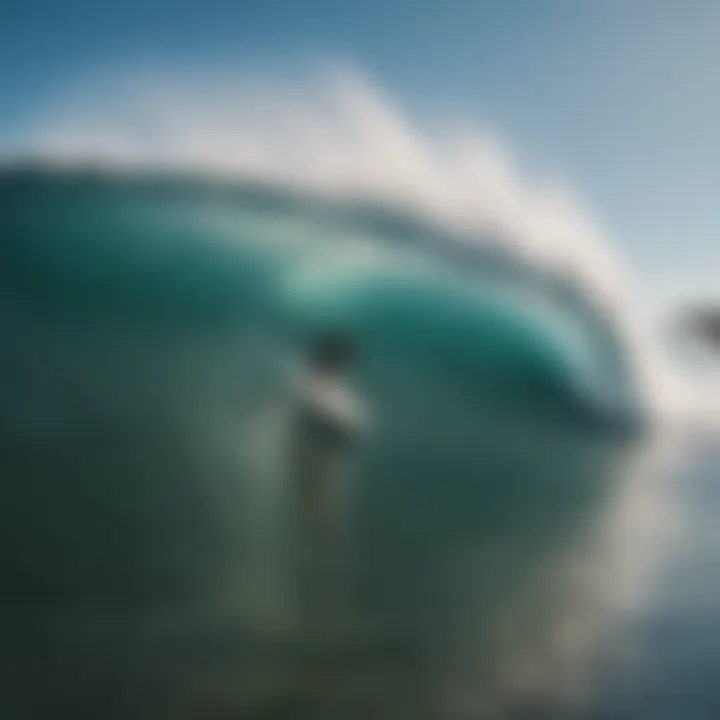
[4,63,696,425]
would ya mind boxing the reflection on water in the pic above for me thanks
[588,443,720,720]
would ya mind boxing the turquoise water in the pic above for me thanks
[0,168,645,717]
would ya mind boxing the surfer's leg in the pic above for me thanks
[296,464,353,641]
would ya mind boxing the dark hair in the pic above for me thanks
[310,331,355,370]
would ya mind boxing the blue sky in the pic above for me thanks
[3,0,719,307]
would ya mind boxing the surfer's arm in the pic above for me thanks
[296,374,370,447]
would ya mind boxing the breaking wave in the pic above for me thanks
[0,65,703,717]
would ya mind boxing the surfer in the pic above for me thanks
[289,330,368,638]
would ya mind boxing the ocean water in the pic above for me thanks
[0,167,693,719]
[586,441,720,720]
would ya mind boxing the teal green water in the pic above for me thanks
[0,168,644,716]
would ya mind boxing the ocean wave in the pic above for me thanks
[4,65,698,429]
[0,64,701,716]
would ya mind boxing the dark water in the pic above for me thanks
[0,168,679,718]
